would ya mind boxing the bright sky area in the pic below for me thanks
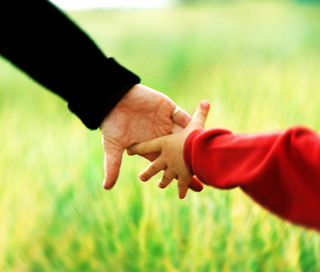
[50,0,171,9]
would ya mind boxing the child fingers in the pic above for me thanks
[141,152,160,162]
[158,170,176,189]
[127,137,164,155]
[171,107,192,128]
[140,159,166,182]
[171,123,184,134]
[178,177,190,199]
[192,100,210,128]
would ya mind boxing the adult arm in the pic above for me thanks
[0,1,197,189]
[184,127,320,230]
[0,0,140,129]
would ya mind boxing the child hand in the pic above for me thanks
[127,100,210,199]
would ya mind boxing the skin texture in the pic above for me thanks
[100,84,203,192]
[128,100,210,199]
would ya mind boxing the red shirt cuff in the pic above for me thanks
[183,129,205,175]
[183,128,233,176]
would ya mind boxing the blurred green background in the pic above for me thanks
[1,0,320,271]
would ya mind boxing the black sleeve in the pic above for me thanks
[0,0,140,129]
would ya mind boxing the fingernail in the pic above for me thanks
[201,100,210,110]
[179,191,187,199]
[140,175,147,182]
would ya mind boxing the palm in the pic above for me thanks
[103,89,175,147]
[100,84,190,189]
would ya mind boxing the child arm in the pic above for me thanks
[185,127,320,230]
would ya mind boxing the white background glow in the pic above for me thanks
[50,0,171,10]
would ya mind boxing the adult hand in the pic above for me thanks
[127,100,210,199]
[100,84,202,190]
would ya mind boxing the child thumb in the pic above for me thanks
[192,100,210,128]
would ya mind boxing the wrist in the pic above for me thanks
[69,58,140,130]
[183,129,205,175]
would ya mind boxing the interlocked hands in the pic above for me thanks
[128,100,210,199]
[100,84,205,194]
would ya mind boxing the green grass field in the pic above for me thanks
[1,1,320,271]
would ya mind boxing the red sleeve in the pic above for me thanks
[183,127,320,231]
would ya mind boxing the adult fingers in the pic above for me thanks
[191,100,210,128]
[140,152,160,162]
[102,146,124,189]
[172,106,192,128]
[140,159,166,182]
[127,137,164,156]
[126,150,160,162]
[188,176,204,192]
[171,123,184,134]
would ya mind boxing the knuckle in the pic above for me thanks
[148,163,158,173]
[178,180,188,189]
[161,172,174,184]
[162,174,170,182]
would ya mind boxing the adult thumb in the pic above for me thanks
[192,100,210,128]
[102,146,124,189]
[189,176,204,192]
